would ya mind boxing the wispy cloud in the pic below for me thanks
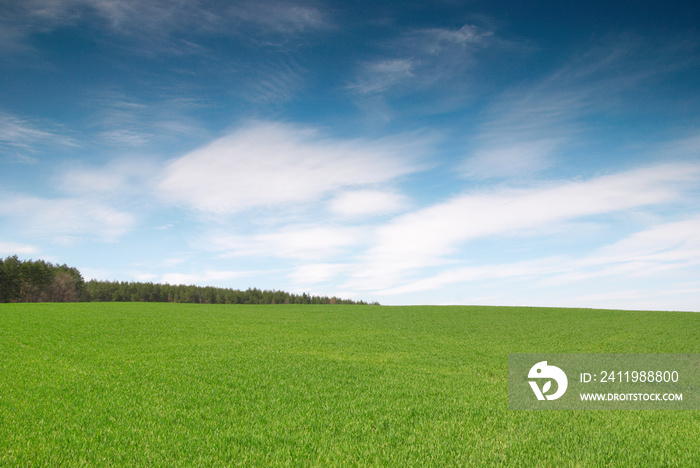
[401,24,493,55]
[86,91,208,148]
[0,109,76,159]
[374,215,700,297]
[0,240,39,256]
[209,224,367,261]
[328,189,408,218]
[238,56,308,104]
[1,0,331,57]
[349,59,415,95]
[0,111,54,148]
[344,163,700,291]
[373,256,569,297]
[653,134,700,161]
[461,139,561,180]
[0,19,32,55]
[0,193,135,243]
[349,24,495,97]
[157,121,429,214]
[159,269,253,287]
[461,81,590,180]
[228,1,331,35]
[462,36,700,179]
[288,262,349,285]
[553,216,700,283]
[56,157,157,196]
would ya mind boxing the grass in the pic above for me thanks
[0,302,698,466]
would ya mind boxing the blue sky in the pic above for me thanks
[2,1,700,310]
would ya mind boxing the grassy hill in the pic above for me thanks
[1,303,697,466]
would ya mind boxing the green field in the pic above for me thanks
[1,303,698,466]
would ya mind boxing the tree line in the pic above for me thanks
[0,256,87,302]
[0,256,372,305]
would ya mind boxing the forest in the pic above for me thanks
[0,256,369,305]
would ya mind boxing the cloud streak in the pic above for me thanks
[345,163,700,291]
[209,225,367,260]
[159,270,253,287]
[375,214,700,310]
[328,190,408,218]
[228,1,330,35]
[1,0,331,57]
[349,24,494,97]
[0,193,135,243]
[0,240,39,256]
[157,121,428,214]
[462,36,700,179]
[0,109,76,158]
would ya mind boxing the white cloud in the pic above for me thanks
[2,0,330,57]
[542,216,700,285]
[328,190,408,217]
[157,121,427,214]
[229,1,330,35]
[349,59,414,95]
[210,224,366,260]
[131,272,159,282]
[11,1,202,37]
[159,269,254,286]
[357,215,700,311]
[581,216,700,267]
[463,85,587,178]
[654,134,700,160]
[0,194,135,242]
[288,262,348,284]
[0,240,39,256]
[464,38,700,179]
[404,24,492,55]
[80,267,113,281]
[57,157,157,195]
[86,91,208,149]
[99,129,150,146]
[0,111,53,148]
[0,20,31,55]
[461,139,561,179]
[239,57,307,104]
[375,216,700,297]
[374,256,569,296]
[567,287,700,312]
[0,109,76,154]
[349,24,495,98]
[345,163,700,291]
